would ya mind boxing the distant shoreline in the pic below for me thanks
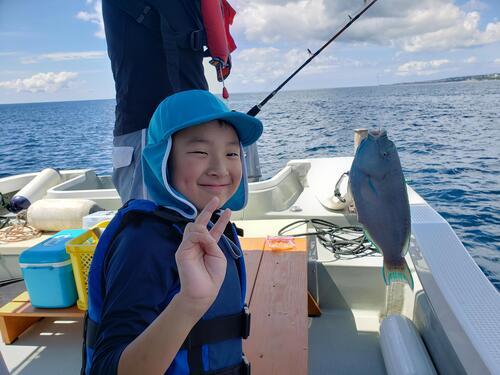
[396,73,500,86]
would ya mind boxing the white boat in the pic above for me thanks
[1,156,499,374]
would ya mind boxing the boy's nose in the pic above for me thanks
[207,157,228,177]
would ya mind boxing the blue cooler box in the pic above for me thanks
[19,229,85,308]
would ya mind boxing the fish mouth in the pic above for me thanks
[369,129,387,138]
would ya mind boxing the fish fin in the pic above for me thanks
[364,230,380,253]
[383,260,414,290]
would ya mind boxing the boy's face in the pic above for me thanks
[170,120,242,211]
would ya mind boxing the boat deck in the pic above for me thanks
[1,234,309,374]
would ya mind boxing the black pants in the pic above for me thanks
[102,0,209,137]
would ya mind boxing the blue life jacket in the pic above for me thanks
[82,199,251,375]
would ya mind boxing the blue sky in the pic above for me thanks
[0,0,499,104]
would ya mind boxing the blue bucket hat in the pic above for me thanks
[142,90,264,219]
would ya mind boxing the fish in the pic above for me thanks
[349,129,413,289]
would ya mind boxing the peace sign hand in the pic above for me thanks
[175,197,231,318]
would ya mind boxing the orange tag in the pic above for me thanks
[265,236,296,251]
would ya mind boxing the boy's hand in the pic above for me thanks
[175,197,231,318]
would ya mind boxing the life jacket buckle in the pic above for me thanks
[190,30,203,51]
[136,5,151,24]
[242,304,251,339]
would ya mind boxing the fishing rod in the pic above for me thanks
[247,0,380,117]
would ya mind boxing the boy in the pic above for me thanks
[85,90,263,374]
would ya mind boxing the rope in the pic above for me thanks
[278,219,377,259]
[0,210,41,243]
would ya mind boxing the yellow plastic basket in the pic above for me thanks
[66,220,109,310]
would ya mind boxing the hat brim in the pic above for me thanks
[177,111,263,147]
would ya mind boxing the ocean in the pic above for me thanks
[0,80,499,290]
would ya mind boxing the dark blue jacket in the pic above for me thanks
[87,201,246,374]
[102,0,209,136]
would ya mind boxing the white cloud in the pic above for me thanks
[495,58,500,64]
[21,51,107,64]
[77,0,104,39]
[397,59,450,76]
[232,47,331,85]
[461,0,489,12]
[233,0,500,53]
[465,56,477,64]
[402,11,500,52]
[0,52,19,57]
[236,0,331,44]
[0,72,79,93]
[229,46,370,87]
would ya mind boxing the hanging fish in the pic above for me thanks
[349,130,413,289]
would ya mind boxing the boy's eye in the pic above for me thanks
[227,152,239,157]
[189,151,208,155]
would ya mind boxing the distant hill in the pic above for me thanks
[400,73,500,85]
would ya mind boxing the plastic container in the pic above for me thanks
[66,221,109,310]
[82,210,116,229]
[19,229,85,308]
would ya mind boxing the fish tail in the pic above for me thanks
[383,260,414,290]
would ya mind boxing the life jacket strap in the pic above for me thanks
[181,304,251,350]
[84,305,250,354]
[85,314,100,352]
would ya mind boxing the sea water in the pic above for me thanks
[0,80,499,290]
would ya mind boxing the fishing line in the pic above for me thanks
[247,0,380,117]
[278,219,377,258]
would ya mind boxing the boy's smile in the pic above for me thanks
[170,120,243,211]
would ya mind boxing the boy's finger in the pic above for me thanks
[182,232,216,249]
[195,197,220,226]
[178,232,223,258]
[209,209,232,242]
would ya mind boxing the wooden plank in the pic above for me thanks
[0,292,84,344]
[239,237,266,252]
[0,315,42,344]
[240,237,266,305]
[0,292,83,318]
[243,250,263,305]
[244,238,308,374]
